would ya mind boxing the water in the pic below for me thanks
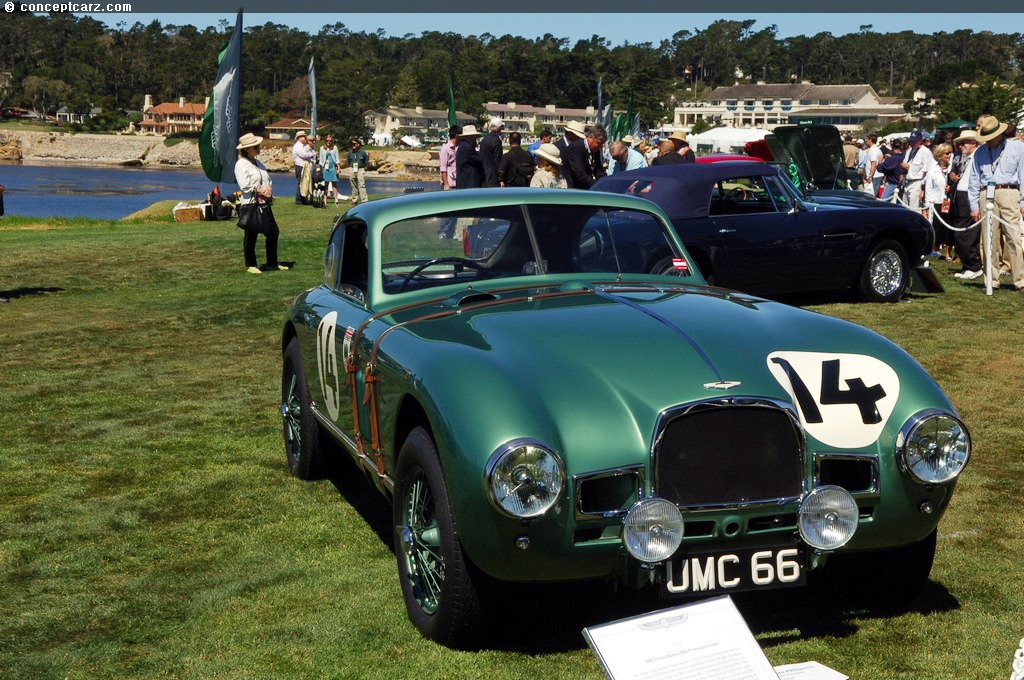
[0,161,437,220]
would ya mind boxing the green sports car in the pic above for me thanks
[280,188,970,647]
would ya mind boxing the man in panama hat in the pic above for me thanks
[968,115,1024,291]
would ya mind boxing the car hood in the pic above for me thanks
[390,284,943,469]
[765,125,850,192]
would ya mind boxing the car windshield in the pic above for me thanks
[379,204,688,294]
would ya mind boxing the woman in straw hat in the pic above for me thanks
[530,143,567,189]
[235,133,288,275]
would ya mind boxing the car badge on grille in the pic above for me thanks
[703,380,741,390]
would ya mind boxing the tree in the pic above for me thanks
[691,118,712,135]
[391,65,420,107]
[936,80,1023,124]
[23,75,70,116]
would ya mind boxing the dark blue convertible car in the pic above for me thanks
[593,162,936,302]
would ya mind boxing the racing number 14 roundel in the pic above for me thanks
[766,351,900,449]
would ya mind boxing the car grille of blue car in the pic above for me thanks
[654,403,804,508]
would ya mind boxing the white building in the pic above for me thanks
[363,106,476,143]
[674,83,908,133]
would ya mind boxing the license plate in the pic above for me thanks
[663,546,805,596]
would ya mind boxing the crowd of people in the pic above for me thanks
[436,118,699,195]
[856,116,1024,292]
[234,115,1024,288]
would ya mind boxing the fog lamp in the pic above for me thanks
[798,485,858,551]
[897,410,971,484]
[622,498,684,563]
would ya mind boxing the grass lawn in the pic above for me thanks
[1,201,1022,678]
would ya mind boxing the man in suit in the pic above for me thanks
[651,140,685,166]
[479,118,504,188]
[455,125,484,189]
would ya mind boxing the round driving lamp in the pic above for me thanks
[486,439,565,519]
[622,498,685,563]
[798,485,858,551]
[897,410,971,485]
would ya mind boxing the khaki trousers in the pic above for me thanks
[982,187,1024,289]
[350,167,368,204]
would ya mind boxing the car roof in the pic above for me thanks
[344,187,674,231]
[592,162,784,219]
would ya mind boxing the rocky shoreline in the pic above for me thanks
[0,130,438,180]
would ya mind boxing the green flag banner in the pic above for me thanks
[447,67,457,127]
[199,9,243,184]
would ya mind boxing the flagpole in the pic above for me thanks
[308,56,317,150]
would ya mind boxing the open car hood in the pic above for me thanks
[757,124,851,193]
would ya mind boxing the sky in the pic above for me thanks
[103,13,1024,44]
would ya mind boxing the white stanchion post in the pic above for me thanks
[985,182,995,296]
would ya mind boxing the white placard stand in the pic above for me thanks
[583,596,847,680]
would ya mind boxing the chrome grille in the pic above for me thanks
[654,402,804,508]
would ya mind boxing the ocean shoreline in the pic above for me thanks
[0,130,437,179]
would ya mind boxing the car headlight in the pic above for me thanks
[622,498,684,563]
[486,439,565,518]
[897,409,971,484]
[798,485,858,551]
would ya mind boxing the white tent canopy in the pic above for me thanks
[688,127,768,154]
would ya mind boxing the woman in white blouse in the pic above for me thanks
[235,133,288,275]
[924,143,953,261]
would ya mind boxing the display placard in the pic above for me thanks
[583,596,779,680]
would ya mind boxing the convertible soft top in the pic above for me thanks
[593,161,780,220]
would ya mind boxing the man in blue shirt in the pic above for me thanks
[528,130,552,162]
[968,115,1024,291]
[608,140,647,174]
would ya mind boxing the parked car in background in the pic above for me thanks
[593,162,936,302]
[280,189,969,647]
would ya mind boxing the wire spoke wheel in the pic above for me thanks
[281,338,323,480]
[870,249,903,297]
[860,239,908,303]
[402,469,446,614]
[394,427,484,646]
[282,373,303,465]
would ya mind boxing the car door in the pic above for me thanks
[708,173,828,294]
[308,218,375,447]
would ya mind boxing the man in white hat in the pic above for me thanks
[292,130,315,204]
[950,129,983,279]
[479,117,504,188]
[668,130,695,163]
[968,115,1024,291]
[455,124,484,189]
[560,120,592,189]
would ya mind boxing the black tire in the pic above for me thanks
[281,337,323,480]
[859,239,909,303]
[393,427,483,647]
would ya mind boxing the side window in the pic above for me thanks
[763,175,793,211]
[334,220,369,301]
[571,209,673,275]
[712,176,778,216]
